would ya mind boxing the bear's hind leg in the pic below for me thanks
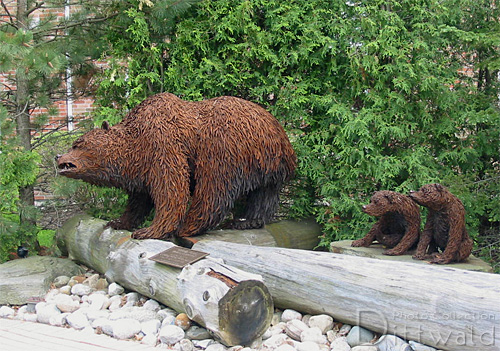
[233,183,281,230]
[177,185,236,237]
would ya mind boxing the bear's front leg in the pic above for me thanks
[132,169,190,240]
[412,220,434,260]
[352,223,381,247]
[107,192,154,231]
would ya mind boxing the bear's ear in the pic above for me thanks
[434,183,444,192]
[101,121,110,131]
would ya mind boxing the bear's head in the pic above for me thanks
[56,121,126,187]
[362,190,403,217]
[409,183,449,210]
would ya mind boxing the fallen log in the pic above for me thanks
[57,215,273,346]
[176,217,321,250]
[193,240,500,351]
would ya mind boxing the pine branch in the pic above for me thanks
[25,1,45,17]
[31,13,118,36]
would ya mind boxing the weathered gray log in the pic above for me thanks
[57,215,273,346]
[193,240,500,351]
[0,256,84,305]
[176,217,321,250]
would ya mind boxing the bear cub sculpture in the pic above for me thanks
[409,183,473,264]
[57,93,296,240]
[352,190,421,256]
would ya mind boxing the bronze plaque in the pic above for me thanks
[149,246,209,268]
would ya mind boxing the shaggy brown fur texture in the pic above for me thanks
[57,93,296,240]
[409,183,473,264]
[352,190,421,256]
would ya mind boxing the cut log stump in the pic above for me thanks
[57,215,273,346]
[193,240,500,351]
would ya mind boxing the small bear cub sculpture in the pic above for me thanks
[409,183,473,264]
[352,190,421,256]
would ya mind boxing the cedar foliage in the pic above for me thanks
[97,0,499,252]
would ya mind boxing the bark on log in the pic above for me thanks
[193,241,500,351]
[57,215,273,346]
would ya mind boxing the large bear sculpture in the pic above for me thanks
[57,93,296,240]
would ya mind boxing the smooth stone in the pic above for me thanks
[0,256,83,305]
[275,345,296,351]
[22,313,39,322]
[193,339,216,349]
[142,319,161,335]
[206,344,228,351]
[66,310,90,330]
[185,325,212,340]
[330,336,351,351]
[330,240,493,272]
[281,309,302,322]
[109,306,157,322]
[112,318,142,339]
[346,326,375,347]
[339,324,352,336]
[143,299,161,311]
[263,334,290,349]
[376,334,409,351]
[296,340,320,351]
[326,330,338,342]
[159,324,185,345]
[108,282,124,296]
[59,285,72,295]
[53,275,71,288]
[0,306,15,318]
[286,319,309,340]
[54,293,80,313]
[107,295,122,311]
[308,314,334,334]
[141,333,158,346]
[88,293,108,310]
[271,311,283,326]
[175,312,192,330]
[37,303,61,324]
[409,341,437,351]
[83,274,100,289]
[157,307,177,321]
[86,309,110,322]
[49,312,69,326]
[352,346,378,351]
[92,318,114,336]
[302,314,312,326]
[249,337,263,349]
[123,292,139,306]
[95,278,109,291]
[71,283,92,296]
[301,327,327,344]
[179,338,195,351]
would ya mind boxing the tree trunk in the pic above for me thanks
[193,240,500,351]
[15,0,37,232]
[57,215,273,346]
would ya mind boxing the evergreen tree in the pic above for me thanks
[0,0,113,260]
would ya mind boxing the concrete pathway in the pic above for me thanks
[0,318,157,351]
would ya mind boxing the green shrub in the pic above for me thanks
[94,0,499,251]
